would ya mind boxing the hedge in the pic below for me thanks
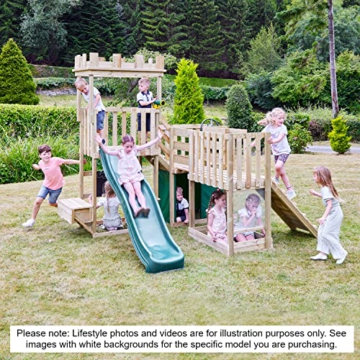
[0,104,77,141]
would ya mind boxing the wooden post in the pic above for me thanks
[169,127,175,226]
[227,134,234,256]
[264,132,272,249]
[91,156,97,234]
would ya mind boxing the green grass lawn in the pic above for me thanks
[1,151,359,359]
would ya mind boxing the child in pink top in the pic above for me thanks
[96,131,163,217]
[22,144,83,228]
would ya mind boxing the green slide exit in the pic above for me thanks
[99,150,185,273]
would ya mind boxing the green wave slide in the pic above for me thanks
[99,150,185,273]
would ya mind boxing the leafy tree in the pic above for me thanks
[0,38,39,105]
[173,59,204,125]
[243,24,283,75]
[20,0,80,64]
[287,6,360,62]
[278,0,339,117]
[328,116,351,153]
[271,50,327,107]
[245,71,281,110]
[226,84,252,129]
[0,0,28,47]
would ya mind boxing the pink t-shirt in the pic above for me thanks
[39,157,65,190]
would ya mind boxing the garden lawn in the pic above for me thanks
[0,152,359,360]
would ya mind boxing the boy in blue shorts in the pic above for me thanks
[75,77,106,140]
[22,144,83,228]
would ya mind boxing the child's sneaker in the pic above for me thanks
[22,219,35,228]
[286,189,296,200]
[273,177,280,185]
[336,251,348,265]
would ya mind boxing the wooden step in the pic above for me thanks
[58,198,93,225]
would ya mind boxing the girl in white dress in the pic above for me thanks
[207,189,227,242]
[93,181,123,231]
[309,166,348,265]
[96,131,163,217]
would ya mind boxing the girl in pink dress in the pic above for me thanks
[96,131,163,217]
[207,189,227,242]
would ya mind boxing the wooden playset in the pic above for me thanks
[57,52,317,256]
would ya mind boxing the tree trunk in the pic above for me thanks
[327,0,339,118]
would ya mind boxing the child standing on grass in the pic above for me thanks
[22,144,83,228]
[309,166,348,265]
[175,187,189,224]
[95,131,163,218]
[207,189,227,242]
[89,181,123,231]
[234,194,265,242]
[137,77,157,132]
[75,77,106,140]
[254,107,296,200]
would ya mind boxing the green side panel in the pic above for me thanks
[200,183,217,219]
[158,169,170,223]
[100,151,184,273]
[158,170,216,221]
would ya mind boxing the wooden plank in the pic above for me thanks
[112,112,118,146]
[188,227,228,256]
[211,133,217,187]
[227,134,234,256]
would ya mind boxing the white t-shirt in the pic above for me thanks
[263,124,291,155]
[81,87,106,111]
[237,206,262,229]
[137,91,154,107]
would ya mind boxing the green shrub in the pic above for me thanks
[226,85,252,129]
[0,39,39,105]
[202,86,230,102]
[245,71,280,111]
[173,59,205,125]
[0,104,77,141]
[328,117,351,154]
[0,135,81,184]
[286,113,311,129]
[28,64,74,78]
[288,123,313,154]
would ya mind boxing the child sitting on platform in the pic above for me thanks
[175,187,189,224]
[207,189,227,242]
[89,181,123,231]
[234,194,265,242]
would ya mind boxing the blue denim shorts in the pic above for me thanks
[37,185,63,204]
[97,110,105,130]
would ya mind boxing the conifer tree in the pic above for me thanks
[217,0,250,76]
[141,0,170,52]
[226,85,252,129]
[0,38,39,105]
[187,0,225,75]
[60,0,124,65]
[0,0,28,47]
[173,59,204,125]
[328,116,351,154]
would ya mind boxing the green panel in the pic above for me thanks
[200,183,217,219]
[158,169,170,223]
